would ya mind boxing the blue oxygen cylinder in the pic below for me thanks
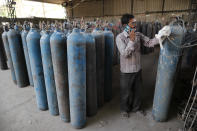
[147,22,153,38]
[146,22,154,53]
[66,30,72,37]
[152,23,157,39]
[136,21,142,32]
[50,30,70,122]
[2,26,16,83]
[14,24,19,31]
[152,23,186,122]
[0,27,8,70]
[64,29,68,35]
[67,28,86,129]
[40,30,45,36]
[80,29,85,32]
[142,22,147,36]
[26,26,48,110]
[92,28,105,108]
[7,28,29,87]
[103,28,114,102]
[83,30,97,117]
[21,25,34,86]
[141,22,150,54]
[40,30,59,116]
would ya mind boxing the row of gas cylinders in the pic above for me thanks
[1,26,114,129]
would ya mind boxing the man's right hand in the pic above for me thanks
[129,29,136,42]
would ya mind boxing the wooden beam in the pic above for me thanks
[102,0,104,16]
[162,0,166,15]
[131,0,134,14]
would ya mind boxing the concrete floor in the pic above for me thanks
[0,48,183,131]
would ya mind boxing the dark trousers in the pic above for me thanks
[120,70,142,112]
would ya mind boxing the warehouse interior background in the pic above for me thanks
[0,0,197,131]
[0,0,197,22]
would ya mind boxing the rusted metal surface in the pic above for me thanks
[7,28,29,87]
[50,30,70,122]
[67,28,86,129]
[92,28,105,108]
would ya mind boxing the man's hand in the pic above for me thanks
[129,29,136,41]
[155,25,171,50]
[157,26,171,39]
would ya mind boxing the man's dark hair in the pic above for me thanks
[121,14,134,25]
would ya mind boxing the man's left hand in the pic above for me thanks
[155,25,171,49]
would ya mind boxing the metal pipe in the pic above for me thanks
[162,0,166,15]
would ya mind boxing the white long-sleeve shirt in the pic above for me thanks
[116,31,159,73]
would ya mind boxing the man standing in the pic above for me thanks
[116,14,170,118]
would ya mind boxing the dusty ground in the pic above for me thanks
[0,48,183,131]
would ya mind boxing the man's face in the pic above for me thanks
[128,18,137,29]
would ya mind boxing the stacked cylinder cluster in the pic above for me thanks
[0,22,114,129]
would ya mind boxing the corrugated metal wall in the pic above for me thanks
[67,0,190,18]
[73,1,103,17]
[146,0,163,12]
[133,0,146,14]
[133,0,190,14]
[164,0,189,11]
[104,0,132,16]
